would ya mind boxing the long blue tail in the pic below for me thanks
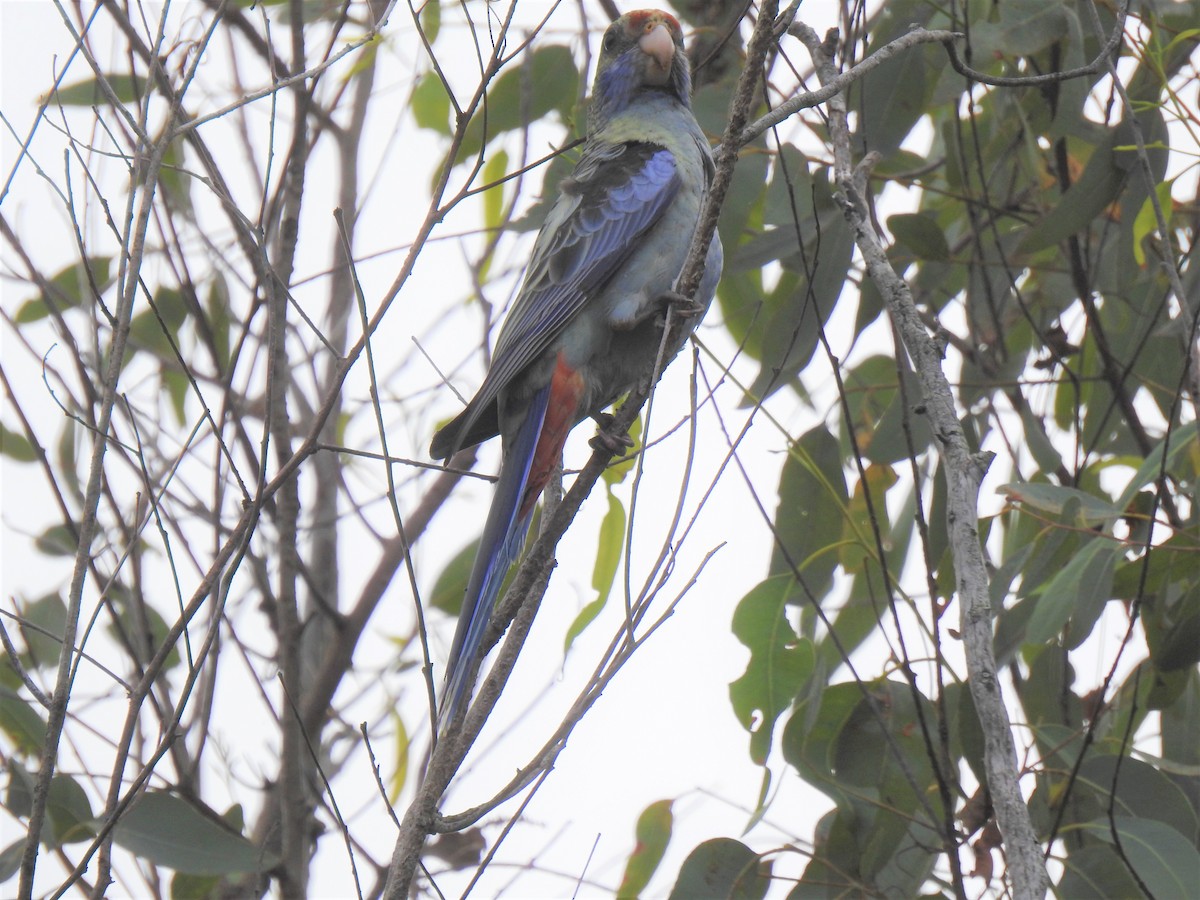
[438,385,551,730]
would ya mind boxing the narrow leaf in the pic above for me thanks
[1017,130,1124,255]
[887,213,949,261]
[420,0,441,43]
[452,45,579,165]
[34,524,78,557]
[171,871,220,900]
[0,840,24,883]
[970,0,1069,58]
[482,149,509,233]
[1132,179,1175,266]
[129,285,189,361]
[205,274,232,372]
[563,597,605,656]
[46,774,95,847]
[1115,421,1197,511]
[998,482,1123,526]
[1025,539,1117,645]
[770,426,848,600]
[617,799,673,899]
[18,593,68,669]
[1058,844,1142,898]
[591,492,626,597]
[429,540,478,615]
[388,711,409,804]
[839,464,898,574]
[565,491,626,653]
[601,415,643,486]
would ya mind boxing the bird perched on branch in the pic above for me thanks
[430,8,723,729]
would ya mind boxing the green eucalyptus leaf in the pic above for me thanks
[429,541,478,615]
[411,71,452,135]
[668,838,768,900]
[970,0,1069,59]
[420,0,440,43]
[617,799,673,900]
[563,491,625,654]
[17,593,67,669]
[34,524,79,557]
[770,426,848,604]
[47,73,146,106]
[452,45,579,166]
[1077,817,1200,899]
[998,482,1123,527]
[0,425,36,463]
[15,257,111,323]
[0,839,23,883]
[729,576,814,766]
[0,688,46,757]
[1025,538,1117,647]
[113,791,275,875]
[887,213,949,262]
[1058,844,1142,899]
[45,774,95,847]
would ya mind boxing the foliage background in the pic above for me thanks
[1,0,1197,897]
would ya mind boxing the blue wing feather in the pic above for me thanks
[430,142,678,459]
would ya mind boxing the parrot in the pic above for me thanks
[430,8,723,730]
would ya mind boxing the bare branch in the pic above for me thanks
[742,26,961,145]
[943,0,1129,87]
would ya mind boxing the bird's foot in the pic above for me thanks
[589,413,635,455]
[656,289,705,320]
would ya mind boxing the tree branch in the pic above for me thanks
[380,3,783,895]
[943,0,1128,87]
[17,14,182,892]
[796,23,1050,900]
[741,26,961,146]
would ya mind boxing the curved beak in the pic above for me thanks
[638,22,675,85]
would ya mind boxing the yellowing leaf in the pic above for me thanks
[482,149,509,233]
[420,0,441,44]
[1132,178,1175,266]
[839,463,898,574]
[411,71,451,135]
[564,491,626,654]
[388,711,409,804]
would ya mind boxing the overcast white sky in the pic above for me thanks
[1,1,1176,897]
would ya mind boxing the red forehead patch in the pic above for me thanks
[624,9,682,36]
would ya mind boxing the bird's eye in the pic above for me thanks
[602,30,617,52]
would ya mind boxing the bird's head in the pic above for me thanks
[591,9,692,125]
